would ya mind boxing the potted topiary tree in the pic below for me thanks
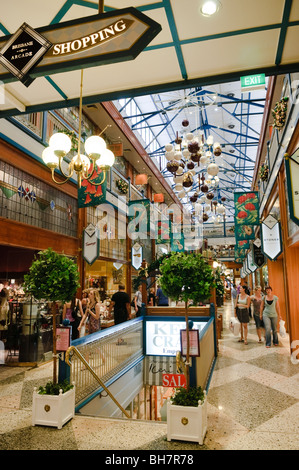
[23,247,80,428]
[159,251,215,444]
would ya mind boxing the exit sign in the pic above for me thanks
[240,74,266,92]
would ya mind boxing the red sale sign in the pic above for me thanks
[162,373,187,389]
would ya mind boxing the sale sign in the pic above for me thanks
[162,373,187,389]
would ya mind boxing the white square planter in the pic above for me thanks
[167,392,207,445]
[32,386,75,429]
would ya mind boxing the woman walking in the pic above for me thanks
[260,286,281,348]
[251,286,264,343]
[235,285,251,344]
[79,289,101,335]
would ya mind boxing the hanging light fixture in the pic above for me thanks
[42,69,115,188]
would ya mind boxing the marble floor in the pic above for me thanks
[0,301,298,451]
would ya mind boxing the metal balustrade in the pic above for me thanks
[68,318,143,407]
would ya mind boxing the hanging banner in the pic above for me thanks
[235,224,255,241]
[83,223,99,265]
[253,238,266,267]
[261,215,282,260]
[128,199,150,238]
[131,242,143,270]
[78,166,107,208]
[156,220,171,244]
[285,149,299,226]
[170,231,185,252]
[234,191,259,226]
[234,247,247,261]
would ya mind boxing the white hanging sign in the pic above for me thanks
[261,216,282,260]
[247,250,258,273]
[83,223,99,265]
[285,148,299,226]
[131,243,143,270]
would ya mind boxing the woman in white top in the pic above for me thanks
[235,285,251,344]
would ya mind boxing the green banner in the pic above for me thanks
[235,224,255,241]
[234,191,259,226]
[156,219,171,244]
[128,199,150,238]
[171,232,184,252]
[78,167,107,208]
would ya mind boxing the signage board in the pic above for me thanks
[253,238,266,267]
[162,373,187,389]
[83,223,99,265]
[261,216,282,260]
[180,329,200,357]
[131,243,143,270]
[56,326,71,352]
[0,8,162,84]
[145,320,205,357]
[0,22,52,85]
[144,356,178,386]
[247,250,258,273]
[240,73,266,92]
[285,149,299,226]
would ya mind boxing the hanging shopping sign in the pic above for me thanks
[83,223,99,265]
[234,191,259,226]
[261,215,282,260]
[285,149,299,226]
[131,242,143,270]
[128,199,150,239]
[253,238,266,267]
[0,8,161,85]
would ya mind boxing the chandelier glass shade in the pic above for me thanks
[42,70,115,188]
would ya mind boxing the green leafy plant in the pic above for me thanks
[171,386,205,407]
[24,248,80,384]
[38,380,74,396]
[159,252,215,391]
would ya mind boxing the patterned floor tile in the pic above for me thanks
[207,376,298,430]
[247,352,299,377]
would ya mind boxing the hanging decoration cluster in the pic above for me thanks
[164,121,225,222]
[272,97,289,130]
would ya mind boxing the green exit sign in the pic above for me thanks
[240,73,266,92]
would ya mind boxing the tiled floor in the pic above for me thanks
[0,301,298,450]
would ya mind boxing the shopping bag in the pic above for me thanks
[279,319,286,338]
[230,317,240,336]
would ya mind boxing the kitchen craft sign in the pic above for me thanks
[0,8,161,85]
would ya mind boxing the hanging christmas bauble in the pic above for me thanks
[182,119,189,127]
[221,196,226,202]
[166,160,180,174]
[182,149,190,158]
[187,161,195,170]
[178,190,186,198]
[175,183,183,191]
[165,151,175,161]
[189,192,198,203]
[176,166,184,175]
[201,184,209,193]
[213,144,222,157]
[203,213,209,222]
[207,163,219,176]
[186,132,194,141]
[200,154,208,165]
[174,151,182,161]
[165,144,173,152]
[188,141,200,154]
[183,173,194,188]
[206,192,214,200]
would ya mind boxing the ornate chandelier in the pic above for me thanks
[42,70,115,188]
